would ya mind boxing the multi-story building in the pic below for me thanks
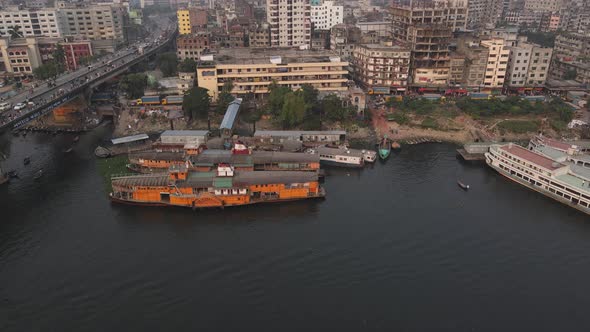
[356,21,391,39]
[310,1,343,30]
[480,38,509,89]
[539,12,560,31]
[311,29,329,49]
[0,8,61,38]
[61,39,93,70]
[455,37,490,88]
[248,22,271,48]
[196,48,348,100]
[177,7,208,35]
[558,7,590,35]
[524,0,563,12]
[553,33,590,61]
[449,54,465,86]
[55,2,127,44]
[407,24,452,87]
[550,60,590,84]
[176,32,210,60]
[267,0,311,47]
[480,26,519,47]
[352,43,411,94]
[330,24,361,61]
[467,0,503,29]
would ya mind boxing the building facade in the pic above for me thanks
[352,43,410,94]
[0,8,61,38]
[481,38,509,89]
[55,2,127,44]
[267,0,311,47]
[310,1,343,30]
[196,48,348,100]
[176,32,210,60]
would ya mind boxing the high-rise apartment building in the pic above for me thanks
[177,7,208,35]
[467,0,503,29]
[523,0,563,12]
[352,43,411,94]
[0,8,61,38]
[55,2,127,43]
[310,1,343,30]
[480,38,509,88]
[267,0,311,47]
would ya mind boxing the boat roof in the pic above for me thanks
[191,151,319,166]
[219,98,242,130]
[534,145,567,161]
[316,146,364,158]
[556,173,590,194]
[129,151,186,161]
[499,144,564,171]
[161,130,209,137]
[112,171,318,188]
[111,133,149,145]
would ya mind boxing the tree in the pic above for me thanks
[53,44,65,71]
[183,87,211,120]
[300,84,319,106]
[280,92,306,128]
[33,63,57,80]
[267,81,291,114]
[120,73,147,98]
[321,94,349,121]
[216,80,234,113]
[564,68,577,80]
[178,58,197,73]
[157,52,178,77]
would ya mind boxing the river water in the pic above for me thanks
[2,128,590,331]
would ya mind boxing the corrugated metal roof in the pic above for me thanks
[254,130,346,137]
[220,98,242,130]
[161,130,209,137]
[111,134,150,145]
[128,151,186,161]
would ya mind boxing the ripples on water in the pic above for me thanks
[2,131,590,331]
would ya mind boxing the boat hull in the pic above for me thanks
[319,159,363,168]
[378,149,391,160]
[487,160,590,216]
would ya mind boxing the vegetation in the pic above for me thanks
[183,87,211,120]
[455,96,574,122]
[216,81,235,113]
[550,119,568,132]
[386,98,437,115]
[421,117,438,129]
[280,92,307,128]
[387,112,409,125]
[498,120,540,134]
[33,62,61,80]
[157,52,178,77]
[120,73,148,98]
[178,58,197,73]
[96,156,130,192]
[521,31,557,48]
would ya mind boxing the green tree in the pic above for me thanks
[216,80,235,113]
[300,84,319,106]
[280,92,306,128]
[321,94,349,121]
[33,62,59,80]
[120,73,147,98]
[53,44,65,71]
[157,52,178,77]
[183,87,211,120]
[267,81,291,114]
[178,58,197,72]
[564,68,577,80]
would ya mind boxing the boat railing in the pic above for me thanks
[110,172,145,179]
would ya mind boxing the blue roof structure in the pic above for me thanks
[111,133,149,145]
[220,98,242,131]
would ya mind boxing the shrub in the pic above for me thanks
[497,120,539,134]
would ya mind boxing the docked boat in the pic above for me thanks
[94,146,111,158]
[486,143,590,216]
[109,164,325,209]
[392,141,401,150]
[313,146,365,168]
[378,136,392,160]
[63,147,73,154]
[33,169,43,180]
[361,149,377,163]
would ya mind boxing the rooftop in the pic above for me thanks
[220,98,242,130]
[111,133,150,145]
[357,44,410,52]
[199,48,346,66]
[500,144,565,171]
[254,130,346,137]
[161,130,209,137]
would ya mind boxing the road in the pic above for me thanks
[0,15,176,130]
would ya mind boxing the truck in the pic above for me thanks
[136,96,161,105]
[162,95,184,105]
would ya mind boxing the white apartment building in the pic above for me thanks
[0,8,61,38]
[267,0,311,47]
[524,0,563,12]
[481,38,509,88]
[310,1,343,30]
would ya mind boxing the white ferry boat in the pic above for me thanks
[485,143,590,215]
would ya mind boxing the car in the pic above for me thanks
[0,102,11,111]
[0,82,5,88]
[13,102,26,111]
[27,101,35,107]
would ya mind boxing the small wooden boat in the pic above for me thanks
[63,147,73,154]
[33,169,43,180]
[73,135,80,142]
[378,135,392,160]
[457,180,470,190]
[392,141,401,150]
[23,156,31,165]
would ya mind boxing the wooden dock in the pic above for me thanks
[456,142,493,161]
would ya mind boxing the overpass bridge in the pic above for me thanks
[0,28,177,133]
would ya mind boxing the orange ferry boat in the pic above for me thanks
[110,164,325,209]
